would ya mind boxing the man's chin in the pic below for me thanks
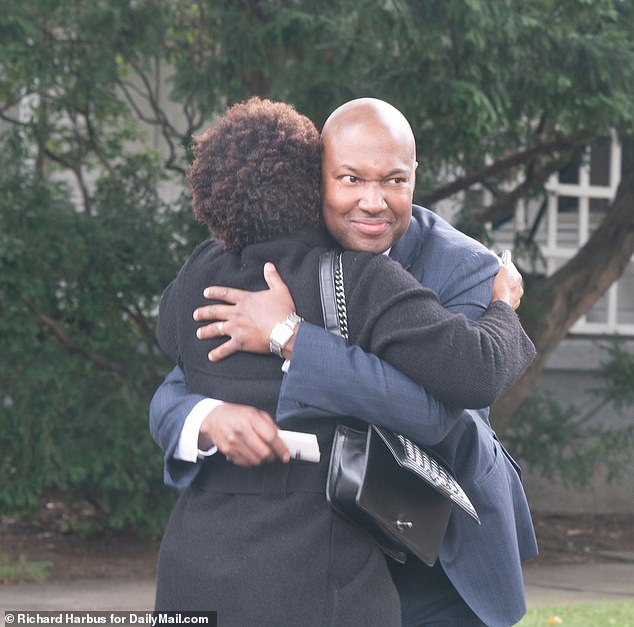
[342,236,392,254]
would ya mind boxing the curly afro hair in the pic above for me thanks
[188,97,322,251]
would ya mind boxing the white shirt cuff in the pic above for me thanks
[173,398,224,462]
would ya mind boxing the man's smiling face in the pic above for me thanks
[320,107,417,254]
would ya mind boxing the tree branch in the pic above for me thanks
[573,397,612,429]
[419,128,596,206]
[0,111,27,127]
[83,112,119,183]
[40,145,93,214]
[120,302,156,345]
[492,168,634,430]
[476,146,586,224]
[128,61,187,174]
[37,313,129,380]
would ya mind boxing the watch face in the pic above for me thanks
[269,314,301,356]
[270,322,293,356]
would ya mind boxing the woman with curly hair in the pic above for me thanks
[154,97,534,625]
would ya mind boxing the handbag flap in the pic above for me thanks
[372,426,480,523]
[356,427,452,566]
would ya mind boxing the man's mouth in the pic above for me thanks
[350,220,391,236]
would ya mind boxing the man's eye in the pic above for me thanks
[390,177,405,184]
[344,175,358,183]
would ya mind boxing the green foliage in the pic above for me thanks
[0,129,192,532]
[504,339,634,488]
[0,0,633,531]
[2,1,633,203]
[596,338,634,412]
[518,601,634,626]
[0,554,52,584]
[505,393,634,488]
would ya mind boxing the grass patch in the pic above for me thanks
[0,554,53,584]
[518,601,634,626]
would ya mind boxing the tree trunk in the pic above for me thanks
[491,169,634,432]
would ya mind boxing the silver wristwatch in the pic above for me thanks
[269,312,303,358]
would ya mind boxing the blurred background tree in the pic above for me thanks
[1,0,632,532]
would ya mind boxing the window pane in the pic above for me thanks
[589,198,609,236]
[617,262,634,324]
[621,137,633,181]
[587,292,608,324]
[464,188,485,211]
[556,197,579,246]
[589,137,612,186]
[558,154,582,184]
[527,203,548,247]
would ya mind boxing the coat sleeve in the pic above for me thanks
[276,323,462,446]
[277,236,502,442]
[149,366,207,489]
[344,254,535,408]
[151,238,223,488]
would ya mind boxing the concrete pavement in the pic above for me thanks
[523,555,634,607]
[1,556,633,625]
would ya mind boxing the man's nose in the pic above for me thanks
[357,182,388,213]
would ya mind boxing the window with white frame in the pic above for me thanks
[490,134,634,336]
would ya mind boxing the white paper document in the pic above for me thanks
[278,430,321,463]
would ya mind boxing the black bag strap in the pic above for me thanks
[319,250,348,340]
[317,250,480,523]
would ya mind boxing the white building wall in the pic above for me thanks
[523,338,634,514]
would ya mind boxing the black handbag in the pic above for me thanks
[319,250,480,566]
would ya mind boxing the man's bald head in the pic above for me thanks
[319,98,418,254]
[321,98,416,158]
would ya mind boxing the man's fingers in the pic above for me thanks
[205,403,281,467]
[263,262,285,291]
[196,321,224,340]
[193,303,234,322]
[223,413,283,466]
[271,434,291,463]
[227,447,273,467]
[499,249,512,266]
[196,319,230,340]
[251,418,290,464]
[214,408,291,466]
[208,337,242,362]
[501,265,524,309]
[225,440,273,466]
[202,286,245,303]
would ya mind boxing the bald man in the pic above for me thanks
[150,98,537,626]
